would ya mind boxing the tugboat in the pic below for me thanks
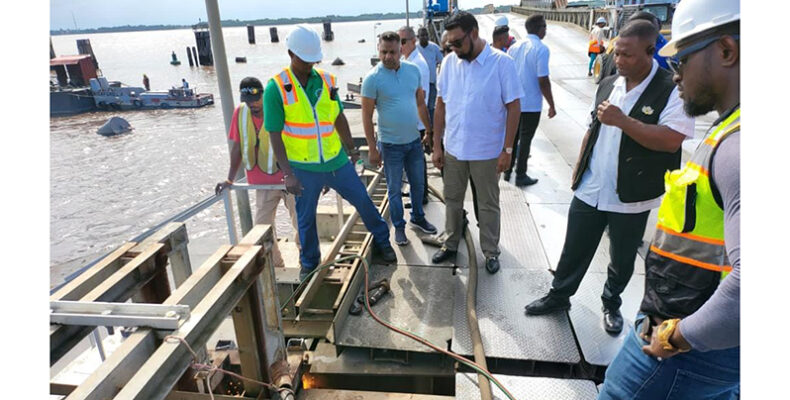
[90,77,214,110]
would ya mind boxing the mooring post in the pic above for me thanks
[270,27,279,43]
[205,0,254,235]
[186,46,194,67]
[247,24,256,44]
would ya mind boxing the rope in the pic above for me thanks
[163,335,295,399]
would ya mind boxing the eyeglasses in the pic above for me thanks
[241,87,260,95]
[666,34,739,74]
[448,32,470,49]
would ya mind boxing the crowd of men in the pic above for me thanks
[216,0,740,396]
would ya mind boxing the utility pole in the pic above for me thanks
[204,0,254,235]
[406,0,410,28]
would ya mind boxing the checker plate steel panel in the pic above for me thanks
[462,181,550,270]
[336,264,455,353]
[568,271,645,366]
[390,200,469,268]
[452,269,580,363]
[456,373,599,400]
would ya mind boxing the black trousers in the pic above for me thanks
[549,196,650,311]
[507,112,541,176]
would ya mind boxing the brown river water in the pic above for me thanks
[49,19,413,287]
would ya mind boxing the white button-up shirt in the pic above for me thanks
[437,43,523,160]
[404,49,430,130]
[508,33,550,112]
[575,59,695,214]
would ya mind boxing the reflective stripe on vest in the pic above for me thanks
[272,67,342,164]
[238,103,278,174]
[652,107,740,279]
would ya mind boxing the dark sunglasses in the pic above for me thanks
[241,87,261,95]
[448,32,470,49]
[667,34,739,74]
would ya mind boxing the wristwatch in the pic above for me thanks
[348,147,361,156]
[656,318,691,353]
[503,147,513,154]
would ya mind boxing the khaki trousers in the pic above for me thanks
[255,189,299,268]
[443,152,500,258]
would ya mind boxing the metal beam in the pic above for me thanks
[114,244,267,399]
[50,243,166,365]
[204,0,253,235]
[50,301,190,330]
[231,224,288,396]
[63,246,233,400]
[50,242,137,302]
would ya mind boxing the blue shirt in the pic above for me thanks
[361,60,422,144]
[654,34,669,70]
[416,41,443,83]
[507,33,550,112]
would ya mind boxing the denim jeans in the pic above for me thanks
[379,138,426,229]
[598,315,740,400]
[292,161,390,271]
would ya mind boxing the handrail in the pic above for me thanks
[51,183,284,294]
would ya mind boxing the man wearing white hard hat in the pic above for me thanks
[492,15,516,52]
[588,17,607,76]
[265,25,397,281]
[598,0,740,398]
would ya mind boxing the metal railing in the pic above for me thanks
[512,5,611,32]
[51,183,285,295]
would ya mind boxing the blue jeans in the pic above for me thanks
[292,162,390,271]
[379,138,426,229]
[598,315,740,400]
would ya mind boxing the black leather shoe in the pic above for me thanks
[432,246,456,264]
[603,308,624,334]
[485,256,500,274]
[524,294,571,315]
[375,244,397,263]
[503,171,511,182]
[515,175,539,187]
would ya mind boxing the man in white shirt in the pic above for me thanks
[505,14,557,186]
[525,21,695,334]
[416,27,444,122]
[430,11,523,274]
[399,26,433,205]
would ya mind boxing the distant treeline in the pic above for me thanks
[50,6,512,35]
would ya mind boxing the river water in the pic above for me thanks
[49,19,415,287]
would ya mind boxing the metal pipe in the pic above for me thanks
[223,189,239,245]
[427,183,492,400]
[91,329,106,362]
[204,0,254,235]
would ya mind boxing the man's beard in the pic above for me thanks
[456,36,475,61]
[683,85,717,117]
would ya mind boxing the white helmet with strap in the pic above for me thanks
[659,0,740,57]
[286,24,323,62]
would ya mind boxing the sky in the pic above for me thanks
[50,0,520,30]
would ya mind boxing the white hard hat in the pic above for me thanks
[286,25,323,63]
[659,0,740,57]
[495,15,508,27]
[596,17,607,24]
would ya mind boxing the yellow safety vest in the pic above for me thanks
[238,103,278,174]
[651,107,740,279]
[272,67,342,164]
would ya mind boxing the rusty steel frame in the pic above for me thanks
[284,169,390,342]
[52,225,291,400]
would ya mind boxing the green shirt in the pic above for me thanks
[264,68,347,172]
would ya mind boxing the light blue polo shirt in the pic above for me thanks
[361,60,422,144]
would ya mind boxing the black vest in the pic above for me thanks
[571,68,681,203]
